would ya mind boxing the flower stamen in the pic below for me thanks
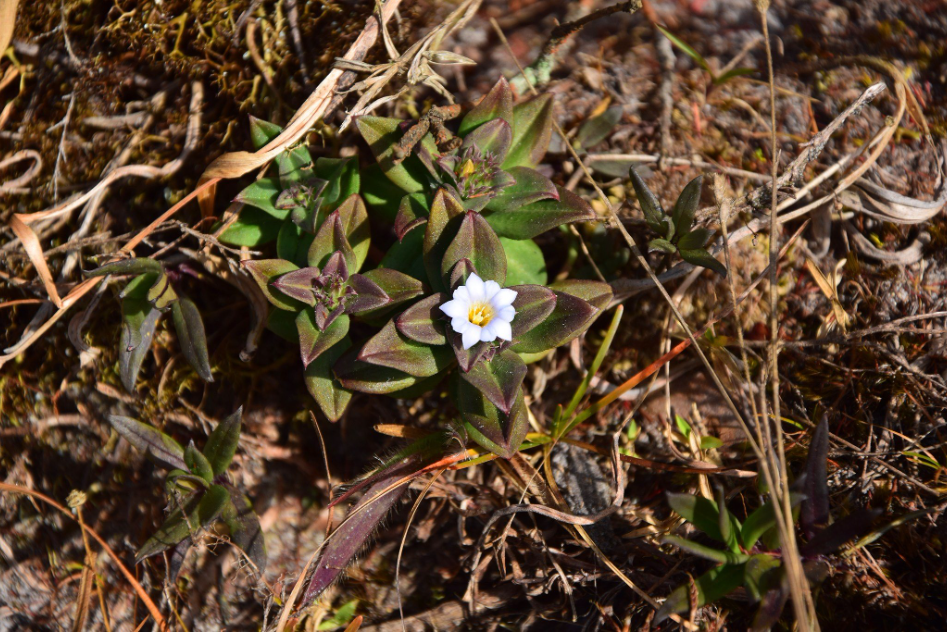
[468,303,494,327]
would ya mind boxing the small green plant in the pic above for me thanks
[107,409,265,573]
[628,166,726,276]
[656,25,756,87]
[86,258,214,392]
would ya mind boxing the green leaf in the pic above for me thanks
[422,188,466,292]
[656,25,712,75]
[144,271,178,311]
[219,207,282,247]
[277,145,315,188]
[334,345,427,394]
[393,193,430,241]
[547,279,612,310]
[108,415,186,471]
[380,228,429,284]
[297,311,349,368]
[202,408,242,476]
[680,248,727,276]
[628,165,669,236]
[318,599,359,631]
[308,210,356,271]
[454,374,528,459]
[655,563,747,624]
[355,116,429,193]
[716,486,741,554]
[677,227,714,251]
[458,77,514,137]
[266,308,298,343]
[500,237,547,285]
[358,320,454,378]
[442,211,507,287]
[664,535,748,564]
[242,259,302,311]
[461,118,512,164]
[356,268,425,319]
[314,157,360,210]
[395,293,448,345]
[135,493,200,562]
[361,163,409,223]
[276,219,313,266]
[170,298,214,382]
[667,492,724,541]
[485,167,559,213]
[234,178,287,219]
[744,554,781,602]
[511,290,598,354]
[649,237,677,254]
[334,194,370,271]
[459,349,526,414]
[119,294,161,393]
[714,67,756,86]
[503,93,554,170]
[185,442,214,483]
[484,186,595,240]
[305,337,353,422]
[574,105,622,150]
[248,115,282,150]
[675,414,692,438]
[86,257,163,278]
[700,435,724,450]
[670,175,703,236]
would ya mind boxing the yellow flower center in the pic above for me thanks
[468,302,494,327]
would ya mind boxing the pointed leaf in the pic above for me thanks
[485,186,595,239]
[305,337,353,422]
[346,273,390,314]
[742,494,804,550]
[220,486,266,572]
[271,266,320,306]
[678,227,714,251]
[507,284,556,338]
[655,563,747,624]
[297,311,348,367]
[500,237,547,286]
[423,188,466,292]
[335,194,370,271]
[86,257,163,278]
[628,165,668,235]
[334,345,427,394]
[744,554,781,602]
[119,297,161,393]
[393,193,429,241]
[185,442,214,483]
[234,178,287,219]
[108,415,186,471]
[649,237,677,254]
[358,320,454,377]
[801,415,830,539]
[680,248,727,276]
[461,118,512,163]
[308,211,356,270]
[575,105,622,150]
[242,259,303,311]
[203,408,242,476]
[395,293,447,345]
[277,145,315,188]
[460,349,526,414]
[716,486,741,553]
[249,116,283,150]
[355,269,424,319]
[442,211,507,286]
[485,167,559,213]
[170,298,213,382]
[458,77,514,137]
[135,493,200,562]
[511,290,598,353]
[449,332,492,373]
[455,375,528,459]
[800,508,881,557]
[503,93,554,170]
[314,156,360,210]
[671,175,703,236]
[667,492,725,541]
[664,535,748,564]
[548,279,612,310]
[355,116,428,193]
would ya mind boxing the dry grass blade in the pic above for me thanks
[9,215,64,307]
[0,482,168,630]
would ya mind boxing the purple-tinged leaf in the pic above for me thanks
[305,337,353,422]
[308,211,357,271]
[242,259,302,311]
[511,290,597,354]
[461,118,512,164]
[503,93,554,170]
[346,274,390,314]
[120,296,161,393]
[356,269,424,319]
[655,563,746,624]
[449,258,478,290]
[358,320,454,377]
[441,211,507,287]
[271,266,320,306]
[234,178,287,220]
[455,374,528,459]
[750,577,790,632]
[393,194,429,242]
[801,415,830,539]
[86,257,163,278]
[505,284,556,340]
[334,345,427,394]
[484,186,596,240]
[335,194,370,271]
[485,167,558,213]
[574,105,622,150]
[297,310,349,368]
[221,482,267,572]
[108,415,186,471]
[423,188,466,293]
[671,175,703,236]
[800,508,881,557]
[277,145,315,188]
[460,349,526,414]
[355,116,428,194]
[449,332,493,373]
[395,293,448,345]
[202,408,242,476]
[315,302,346,331]
[248,115,282,150]
[321,250,349,280]
[458,77,514,137]
[548,279,612,310]
[170,298,214,382]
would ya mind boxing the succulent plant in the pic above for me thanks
[85,258,214,392]
[219,116,360,267]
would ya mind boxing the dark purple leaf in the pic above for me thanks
[511,290,598,354]
[423,188,466,293]
[346,274,390,314]
[461,118,512,164]
[271,266,321,306]
[801,508,881,557]
[801,415,831,539]
[484,167,558,213]
[395,293,448,345]
[242,259,302,311]
[460,349,526,414]
[355,269,424,319]
[441,211,507,287]
[296,310,349,368]
[508,284,557,338]
[170,298,214,383]
[458,77,514,137]
[358,320,454,377]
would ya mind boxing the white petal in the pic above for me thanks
[462,325,481,349]
[479,323,498,343]
[483,280,502,300]
[493,288,518,307]
[497,305,516,322]
[452,316,470,332]
[489,319,513,341]
[440,299,467,318]
[453,286,471,303]
[465,273,485,300]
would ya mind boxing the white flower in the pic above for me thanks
[439,273,517,350]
